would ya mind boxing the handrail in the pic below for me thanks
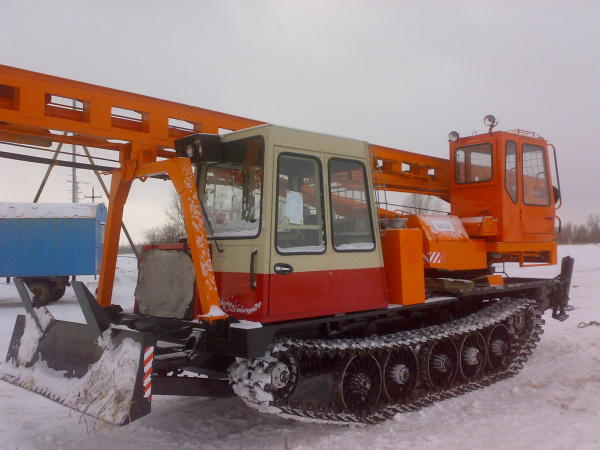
[549,143,562,210]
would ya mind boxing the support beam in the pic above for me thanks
[97,156,222,319]
[0,149,116,172]
[81,146,139,259]
[97,169,132,306]
[33,140,65,202]
[134,158,222,319]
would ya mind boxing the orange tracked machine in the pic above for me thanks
[0,65,573,425]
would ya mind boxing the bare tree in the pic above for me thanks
[141,188,187,244]
[587,214,600,244]
[557,222,573,244]
[533,215,600,245]
[168,188,186,233]
[142,221,186,245]
[403,193,448,215]
[572,223,589,244]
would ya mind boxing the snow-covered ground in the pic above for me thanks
[0,247,599,450]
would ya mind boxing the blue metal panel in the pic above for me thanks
[0,203,107,277]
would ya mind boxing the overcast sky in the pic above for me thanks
[1,1,599,242]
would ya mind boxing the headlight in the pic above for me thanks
[448,131,460,142]
[186,145,194,158]
[484,115,497,127]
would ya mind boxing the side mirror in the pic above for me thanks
[553,186,561,204]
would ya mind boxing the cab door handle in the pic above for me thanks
[274,263,294,275]
[250,249,258,290]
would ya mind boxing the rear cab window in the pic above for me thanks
[328,158,375,252]
[455,143,493,184]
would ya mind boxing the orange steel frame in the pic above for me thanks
[0,65,264,317]
[370,144,450,201]
[1,65,458,315]
[5,66,560,316]
[1,65,561,314]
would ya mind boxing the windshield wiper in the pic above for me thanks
[199,197,223,253]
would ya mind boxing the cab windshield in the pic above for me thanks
[200,136,264,238]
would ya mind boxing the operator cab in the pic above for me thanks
[448,116,559,265]
[176,125,387,323]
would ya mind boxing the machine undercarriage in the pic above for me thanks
[0,250,573,426]
[230,297,543,424]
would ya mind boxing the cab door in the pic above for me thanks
[267,148,332,321]
[325,156,387,313]
[200,135,270,322]
[520,141,555,238]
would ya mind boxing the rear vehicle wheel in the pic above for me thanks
[51,283,67,302]
[25,280,54,306]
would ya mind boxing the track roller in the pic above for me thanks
[382,346,419,402]
[421,338,458,388]
[458,332,486,380]
[486,324,512,370]
[268,355,300,402]
[333,355,382,410]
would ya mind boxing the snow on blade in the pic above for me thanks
[0,316,143,426]
[15,314,44,364]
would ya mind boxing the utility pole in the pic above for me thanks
[83,186,102,203]
[71,99,78,203]
[71,143,78,203]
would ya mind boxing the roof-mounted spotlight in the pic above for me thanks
[484,114,498,132]
[448,131,460,142]
[175,133,223,162]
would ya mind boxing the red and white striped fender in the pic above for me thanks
[143,346,154,400]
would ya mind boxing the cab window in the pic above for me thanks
[201,137,264,238]
[522,144,551,206]
[328,159,375,251]
[276,154,326,254]
[505,141,518,204]
[455,143,493,184]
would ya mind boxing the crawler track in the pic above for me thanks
[229,298,544,425]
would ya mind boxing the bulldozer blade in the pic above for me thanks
[1,309,156,426]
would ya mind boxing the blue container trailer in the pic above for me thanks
[0,203,107,304]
